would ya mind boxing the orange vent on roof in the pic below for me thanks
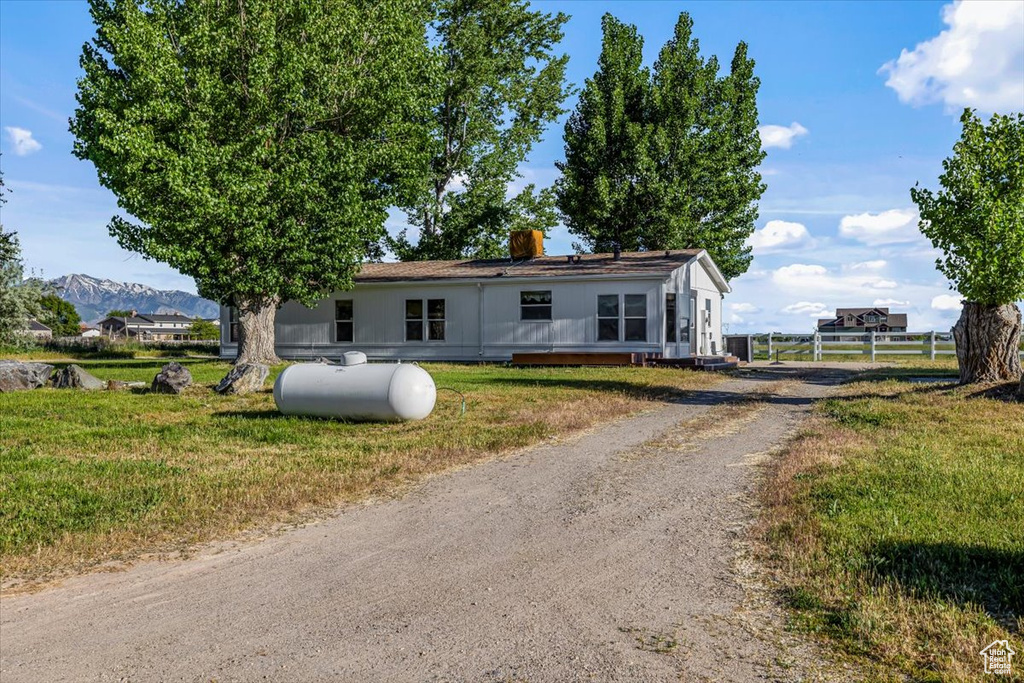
[510,230,544,260]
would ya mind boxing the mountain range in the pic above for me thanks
[49,274,220,324]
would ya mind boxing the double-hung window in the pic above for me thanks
[598,295,619,341]
[228,307,239,343]
[406,298,446,341]
[335,300,353,342]
[597,294,647,342]
[520,291,552,321]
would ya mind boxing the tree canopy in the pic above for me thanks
[40,294,83,337]
[0,170,45,347]
[556,12,765,280]
[911,110,1024,306]
[71,0,437,363]
[388,0,570,261]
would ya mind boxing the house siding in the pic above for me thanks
[220,258,726,361]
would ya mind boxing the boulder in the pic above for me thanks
[151,362,193,394]
[0,360,54,392]
[215,363,269,395]
[51,364,106,390]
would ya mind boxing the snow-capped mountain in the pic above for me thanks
[49,274,220,324]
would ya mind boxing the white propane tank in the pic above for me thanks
[273,353,436,421]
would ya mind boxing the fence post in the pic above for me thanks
[870,331,876,362]
[767,332,773,360]
[814,332,821,361]
[929,330,936,361]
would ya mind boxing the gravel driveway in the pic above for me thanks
[1,366,862,682]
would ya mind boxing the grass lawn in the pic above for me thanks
[760,365,1023,682]
[0,359,722,584]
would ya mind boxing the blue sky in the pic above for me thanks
[1,0,1022,332]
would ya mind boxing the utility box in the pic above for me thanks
[510,230,544,260]
[724,335,753,362]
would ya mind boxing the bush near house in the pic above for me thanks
[761,368,1023,682]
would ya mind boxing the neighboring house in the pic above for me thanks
[98,312,195,341]
[26,319,52,340]
[219,238,731,362]
[816,307,908,339]
[80,324,102,338]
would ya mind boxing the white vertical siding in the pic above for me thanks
[220,260,728,361]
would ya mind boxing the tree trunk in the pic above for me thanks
[952,302,1022,384]
[235,294,281,365]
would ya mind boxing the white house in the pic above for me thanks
[218,245,730,362]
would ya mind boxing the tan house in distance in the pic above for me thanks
[817,307,908,339]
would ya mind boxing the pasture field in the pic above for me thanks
[0,359,721,584]
[761,366,1023,682]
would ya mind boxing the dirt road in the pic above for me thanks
[1,366,860,682]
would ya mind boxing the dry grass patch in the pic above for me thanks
[0,359,723,586]
[759,368,1023,682]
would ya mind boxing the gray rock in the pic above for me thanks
[215,363,269,395]
[313,356,337,365]
[51,364,106,390]
[0,360,54,392]
[151,362,193,395]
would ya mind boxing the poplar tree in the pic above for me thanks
[389,0,570,261]
[557,12,766,281]
[71,0,435,364]
[912,110,1024,384]
[555,14,656,254]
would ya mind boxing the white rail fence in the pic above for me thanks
[753,331,1024,362]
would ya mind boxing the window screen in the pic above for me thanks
[520,291,552,320]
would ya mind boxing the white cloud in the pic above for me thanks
[839,209,921,245]
[4,126,42,156]
[874,298,910,307]
[730,302,760,313]
[781,301,830,317]
[848,260,887,271]
[932,293,964,310]
[880,1,1024,112]
[869,279,899,289]
[758,122,809,149]
[746,220,812,253]
[729,313,745,324]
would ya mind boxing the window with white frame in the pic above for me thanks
[624,294,647,341]
[597,295,619,341]
[597,294,647,342]
[335,300,353,342]
[406,298,446,341]
[228,307,239,342]
[520,290,552,320]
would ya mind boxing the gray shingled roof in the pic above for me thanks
[355,249,704,283]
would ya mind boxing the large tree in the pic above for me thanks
[555,14,655,255]
[388,0,570,261]
[911,110,1024,384]
[71,0,435,364]
[556,12,765,280]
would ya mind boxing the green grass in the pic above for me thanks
[761,366,1023,682]
[0,359,721,583]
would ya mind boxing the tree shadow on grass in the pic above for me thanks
[869,539,1023,632]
